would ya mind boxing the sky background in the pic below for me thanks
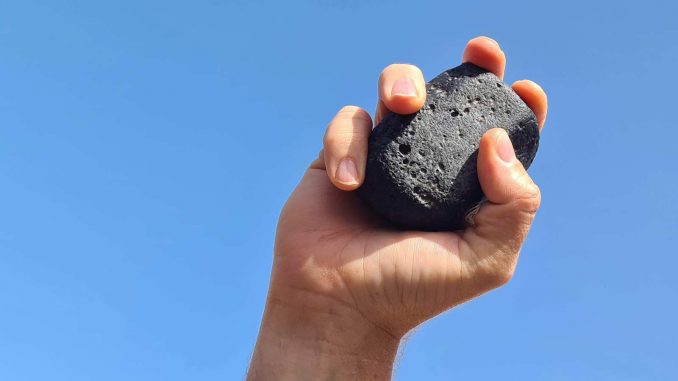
[1,0,677,380]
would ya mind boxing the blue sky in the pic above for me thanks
[1,0,677,379]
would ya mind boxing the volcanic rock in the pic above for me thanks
[357,63,539,231]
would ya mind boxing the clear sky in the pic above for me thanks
[1,0,677,380]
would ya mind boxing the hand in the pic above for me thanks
[248,37,549,381]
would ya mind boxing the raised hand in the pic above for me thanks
[249,36,548,381]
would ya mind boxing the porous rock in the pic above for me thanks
[357,63,539,231]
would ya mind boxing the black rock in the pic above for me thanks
[357,63,539,231]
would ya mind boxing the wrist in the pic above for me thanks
[248,289,401,381]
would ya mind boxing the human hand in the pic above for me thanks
[248,36,548,381]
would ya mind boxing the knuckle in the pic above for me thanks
[322,127,336,147]
[514,182,541,216]
[338,105,362,115]
[324,106,372,148]
[323,134,346,148]
[322,132,338,147]
[323,129,366,149]
[335,106,372,125]
[492,261,516,287]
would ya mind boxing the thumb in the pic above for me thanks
[461,128,541,287]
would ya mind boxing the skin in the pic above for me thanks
[248,36,549,381]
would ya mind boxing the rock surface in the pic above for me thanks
[357,63,539,231]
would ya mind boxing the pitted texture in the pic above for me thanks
[357,63,539,231]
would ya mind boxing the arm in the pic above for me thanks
[248,296,398,380]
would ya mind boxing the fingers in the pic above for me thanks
[374,37,507,126]
[512,80,548,130]
[462,36,506,79]
[461,128,541,288]
[322,106,373,191]
[375,64,426,125]
[462,37,546,129]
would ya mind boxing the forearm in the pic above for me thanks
[248,292,401,381]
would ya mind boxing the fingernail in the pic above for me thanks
[496,131,517,163]
[391,78,417,97]
[336,158,359,185]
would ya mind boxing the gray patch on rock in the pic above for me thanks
[357,63,539,231]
